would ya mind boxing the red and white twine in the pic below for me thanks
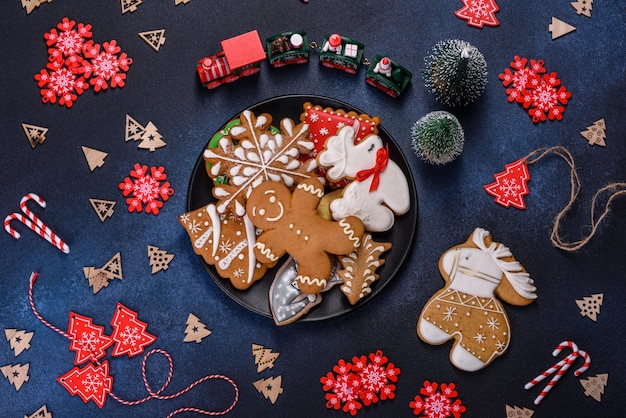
[29,272,239,416]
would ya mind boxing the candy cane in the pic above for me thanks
[4,194,70,253]
[525,341,590,405]
[524,341,578,388]
[573,349,591,376]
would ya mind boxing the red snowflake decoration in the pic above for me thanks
[455,0,500,28]
[320,350,400,416]
[80,40,133,92]
[499,56,571,123]
[45,17,92,69]
[484,158,531,209]
[35,17,132,107]
[34,61,89,108]
[409,381,466,418]
[118,163,174,215]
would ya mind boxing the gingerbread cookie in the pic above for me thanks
[317,125,410,232]
[178,203,272,289]
[203,110,315,216]
[246,177,365,294]
[417,228,536,371]
[300,101,380,155]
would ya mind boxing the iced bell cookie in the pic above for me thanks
[246,177,365,294]
[178,203,272,290]
[417,228,537,371]
[317,125,410,232]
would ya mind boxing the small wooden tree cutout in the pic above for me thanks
[138,122,167,151]
[175,0,191,4]
[121,0,142,14]
[21,0,50,14]
[22,123,48,148]
[89,198,116,222]
[580,119,606,146]
[571,0,593,17]
[25,404,53,418]
[84,252,123,294]
[138,29,166,52]
[82,146,108,171]
[549,17,576,40]
[576,293,603,321]
[125,114,146,141]
[580,373,608,402]
[148,245,175,273]
[252,344,280,373]
[5,329,34,356]
[183,313,211,343]
[505,405,534,416]
[253,376,283,404]
[1,363,30,391]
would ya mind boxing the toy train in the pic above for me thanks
[196,30,412,98]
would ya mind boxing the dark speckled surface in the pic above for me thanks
[1,1,625,417]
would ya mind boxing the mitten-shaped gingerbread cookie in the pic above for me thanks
[417,228,537,371]
[246,177,364,294]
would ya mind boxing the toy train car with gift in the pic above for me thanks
[197,30,411,97]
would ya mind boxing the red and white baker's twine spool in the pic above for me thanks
[525,340,591,405]
[29,272,239,416]
[4,193,70,253]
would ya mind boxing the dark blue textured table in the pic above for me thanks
[1,1,625,417]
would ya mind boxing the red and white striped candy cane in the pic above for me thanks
[573,349,591,376]
[20,193,49,234]
[524,341,578,388]
[4,194,70,253]
[531,352,578,405]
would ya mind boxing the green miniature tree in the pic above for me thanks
[411,111,464,165]
[423,39,488,107]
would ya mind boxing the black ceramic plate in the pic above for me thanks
[186,94,418,321]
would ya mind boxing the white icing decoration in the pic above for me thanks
[318,126,410,232]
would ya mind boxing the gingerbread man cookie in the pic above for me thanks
[417,228,537,371]
[317,125,410,232]
[246,177,365,294]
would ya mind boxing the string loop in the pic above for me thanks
[523,146,626,251]
[28,272,239,416]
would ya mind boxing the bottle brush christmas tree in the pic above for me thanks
[411,111,464,165]
[423,39,488,107]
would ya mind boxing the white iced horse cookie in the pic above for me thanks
[317,125,410,232]
[417,228,537,372]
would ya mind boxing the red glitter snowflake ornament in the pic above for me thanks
[455,0,500,28]
[320,350,400,416]
[409,381,466,418]
[119,163,174,215]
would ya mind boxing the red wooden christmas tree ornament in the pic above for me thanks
[110,303,156,357]
[57,360,113,408]
[455,0,500,28]
[484,158,531,209]
[67,312,113,365]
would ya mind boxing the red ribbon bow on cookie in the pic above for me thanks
[356,145,389,192]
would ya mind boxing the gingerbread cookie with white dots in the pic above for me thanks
[417,228,537,371]
[246,177,365,294]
